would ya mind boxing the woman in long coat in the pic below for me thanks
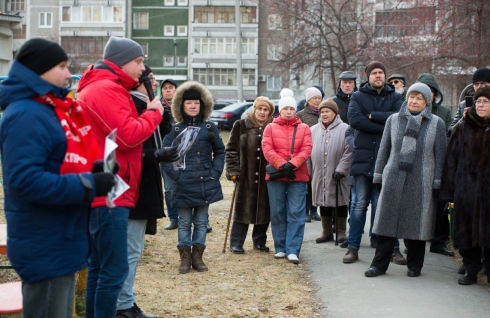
[162,81,225,274]
[225,97,275,254]
[365,83,447,278]
[440,85,490,285]
[309,99,352,244]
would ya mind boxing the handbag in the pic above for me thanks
[266,125,298,181]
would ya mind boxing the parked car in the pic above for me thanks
[210,102,253,129]
[240,99,280,120]
[213,99,238,110]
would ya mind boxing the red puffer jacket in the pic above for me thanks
[77,60,162,208]
[262,116,312,182]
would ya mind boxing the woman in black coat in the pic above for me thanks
[225,96,274,254]
[440,85,490,285]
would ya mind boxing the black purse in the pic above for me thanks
[266,125,297,181]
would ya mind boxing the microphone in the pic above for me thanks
[142,77,155,100]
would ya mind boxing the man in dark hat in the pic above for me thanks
[332,71,358,123]
[0,38,115,317]
[387,74,407,99]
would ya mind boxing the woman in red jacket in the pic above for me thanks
[262,88,312,264]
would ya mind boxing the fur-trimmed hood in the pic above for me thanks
[171,81,214,123]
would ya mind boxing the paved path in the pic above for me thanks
[301,212,490,318]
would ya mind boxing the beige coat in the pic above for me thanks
[309,116,352,207]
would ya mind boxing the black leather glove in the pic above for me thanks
[91,160,119,174]
[279,162,295,175]
[332,171,345,181]
[154,145,180,162]
[287,170,296,180]
[433,189,439,198]
[93,173,116,197]
[373,183,382,192]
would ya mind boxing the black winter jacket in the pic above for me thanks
[347,82,403,177]
[332,86,358,124]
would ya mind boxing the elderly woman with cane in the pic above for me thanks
[225,96,275,254]
[309,99,352,244]
[365,83,447,278]
[440,85,490,285]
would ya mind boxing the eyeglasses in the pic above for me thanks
[147,76,157,82]
[390,80,403,85]
[475,99,490,107]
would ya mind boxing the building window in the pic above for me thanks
[194,6,256,24]
[267,45,282,61]
[267,76,281,91]
[192,69,255,86]
[163,56,174,66]
[193,37,256,55]
[164,25,175,36]
[177,56,187,67]
[139,42,148,58]
[177,26,187,36]
[63,6,122,23]
[134,12,149,29]
[164,0,174,5]
[177,0,188,6]
[39,12,52,28]
[9,0,25,11]
[375,8,435,37]
[268,14,282,29]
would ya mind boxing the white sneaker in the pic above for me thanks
[287,254,299,264]
[274,252,286,259]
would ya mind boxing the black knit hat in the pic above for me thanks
[182,89,201,101]
[138,65,153,85]
[16,38,68,75]
[365,61,386,77]
[472,67,490,84]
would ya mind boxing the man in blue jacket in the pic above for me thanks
[0,38,115,317]
[343,61,403,264]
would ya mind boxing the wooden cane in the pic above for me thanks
[222,181,238,253]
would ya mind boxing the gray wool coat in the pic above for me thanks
[372,102,447,240]
[309,116,352,207]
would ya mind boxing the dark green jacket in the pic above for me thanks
[416,73,452,132]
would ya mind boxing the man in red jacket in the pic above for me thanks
[77,36,164,318]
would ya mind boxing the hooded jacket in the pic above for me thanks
[347,82,403,177]
[161,81,225,208]
[77,60,162,208]
[0,61,96,283]
[416,74,452,132]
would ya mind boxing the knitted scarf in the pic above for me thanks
[398,105,431,172]
[34,93,99,174]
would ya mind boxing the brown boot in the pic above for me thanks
[391,249,407,265]
[191,244,209,272]
[178,246,192,274]
[336,217,347,243]
[316,217,333,243]
[343,248,359,263]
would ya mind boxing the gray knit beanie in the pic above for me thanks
[103,36,144,67]
[406,83,432,106]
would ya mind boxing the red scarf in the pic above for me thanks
[34,93,100,174]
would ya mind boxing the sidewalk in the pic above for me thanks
[301,211,490,318]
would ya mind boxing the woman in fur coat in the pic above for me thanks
[440,85,490,285]
[365,83,447,278]
[225,97,275,254]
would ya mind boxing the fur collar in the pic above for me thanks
[171,81,214,123]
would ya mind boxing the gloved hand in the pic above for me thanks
[93,173,116,197]
[91,160,120,174]
[287,170,296,180]
[332,171,345,181]
[279,162,295,175]
[373,183,382,192]
[154,145,180,162]
[433,189,439,198]
[230,175,239,183]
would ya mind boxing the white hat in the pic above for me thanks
[278,88,297,112]
[305,87,322,102]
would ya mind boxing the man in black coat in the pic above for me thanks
[332,71,358,123]
[116,66,179,318]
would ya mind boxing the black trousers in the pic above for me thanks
[305,181,317,214]
[430,200,450,250]
[229,221,269,247]
[371,235,426,271]
[459,246,490,276]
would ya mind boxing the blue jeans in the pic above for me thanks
[162,168,179,222]
[178,205,209,247]
[22,273,75,318]
[117,219,147,310]
[347,175,399,250]
[86,207,129,318]
[267,181,306,256]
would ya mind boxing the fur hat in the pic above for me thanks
[406,83,432,107]
[305,87,322,102]
[103,36,144,67]
[473,85,490,103]
[278,88,297,112]
[472,67,490,84]
[318,98,339,115]
[16,38,68,75]
[253,96,274,114]
[365,61,386,77]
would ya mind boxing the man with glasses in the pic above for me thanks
[387,74,407,99]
